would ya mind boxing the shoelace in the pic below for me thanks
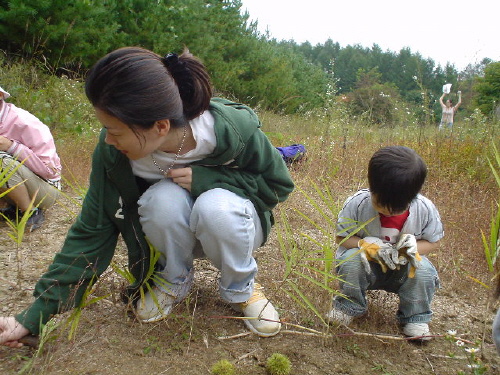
[239,284,267,308]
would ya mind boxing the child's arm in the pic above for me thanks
[336,235,362,249]
[416,239,440,256]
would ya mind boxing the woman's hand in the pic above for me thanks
[0,317,30,348]
[0,135,13,152]
[167,167,192,192]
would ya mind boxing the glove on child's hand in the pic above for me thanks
[358,237,399,274]
[395,234,422,278]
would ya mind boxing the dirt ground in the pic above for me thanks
[1,189,500,375]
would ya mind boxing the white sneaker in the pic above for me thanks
[231,284,281,337]
[136,286,178,323]
[403,323,431,341]
[325,307,353,326]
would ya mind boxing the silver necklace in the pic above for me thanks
[151,124,187,177]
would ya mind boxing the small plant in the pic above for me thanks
[18,319,60,374]
[210,359,235,375]
[482,142,500,273]
[276,180,345,327]
[346,343,360,354]
[0,160,39,283]
[371,363,395,375]
[444,331,487,374]
[142,336,161,355]
[266,353,291,375]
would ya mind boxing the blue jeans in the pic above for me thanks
[439,121,453,130]
[334,248,440,323]
[137,179,264,304]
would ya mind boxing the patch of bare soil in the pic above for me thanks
[1,195,500,375]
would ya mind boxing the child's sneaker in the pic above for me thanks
[26,208,44,232]
[135,286,179,322]
[231,283,281,337]
[325,307,353,326]
[403,322,431,341]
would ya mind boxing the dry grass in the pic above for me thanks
[2,110,500,374]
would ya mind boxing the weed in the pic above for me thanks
[0,156,40,282]
[481,142,500,274]
[18,319,60,374]
[371,363,397,374]
[346,343,360,354]
[445,331,488,374]
[142,336,161,355]
[265,353,291,375]
[210,359,235,375]
[64,275,110,340]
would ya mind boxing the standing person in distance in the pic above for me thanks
[0,47,294,347]
[439,90,462,130]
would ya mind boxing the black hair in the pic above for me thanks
[368,146,427,213]
[85,46,212,130]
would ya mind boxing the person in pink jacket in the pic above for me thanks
[0,86,62,231]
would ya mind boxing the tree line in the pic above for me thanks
[0,0,497,122]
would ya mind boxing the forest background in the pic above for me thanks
[0,0,499,125]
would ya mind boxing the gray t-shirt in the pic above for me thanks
[336,189,444,257]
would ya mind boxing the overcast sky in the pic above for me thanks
[240,0,499,70]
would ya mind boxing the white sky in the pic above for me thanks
[240,0,500,70]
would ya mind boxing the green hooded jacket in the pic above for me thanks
[16,98,294,334]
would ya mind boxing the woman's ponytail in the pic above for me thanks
[163,48,212,121]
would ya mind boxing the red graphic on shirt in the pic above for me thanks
[379,210,410,243]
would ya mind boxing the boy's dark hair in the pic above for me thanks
[368,146,427,213]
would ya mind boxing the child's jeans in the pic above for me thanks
[333,247,440,323]
[137,179,264,304]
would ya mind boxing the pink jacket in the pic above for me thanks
[0,101,61,181]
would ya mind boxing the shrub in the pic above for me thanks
[266,353,292,375]
[211,359,235,375]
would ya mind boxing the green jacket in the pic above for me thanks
[16,98,294,334]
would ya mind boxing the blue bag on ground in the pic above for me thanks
[276,144,306,166]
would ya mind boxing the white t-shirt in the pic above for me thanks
[131,111,216,183]
[441,106,455,124]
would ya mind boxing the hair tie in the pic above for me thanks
[163,53,179,69]
[162,52,194,102]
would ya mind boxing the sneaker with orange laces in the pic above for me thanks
[231,283,281,337]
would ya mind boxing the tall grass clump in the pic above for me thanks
[0,157,44,282]
[482,142,500,279]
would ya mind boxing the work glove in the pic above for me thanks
[395,234,422,278]
[358,237,399,274]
